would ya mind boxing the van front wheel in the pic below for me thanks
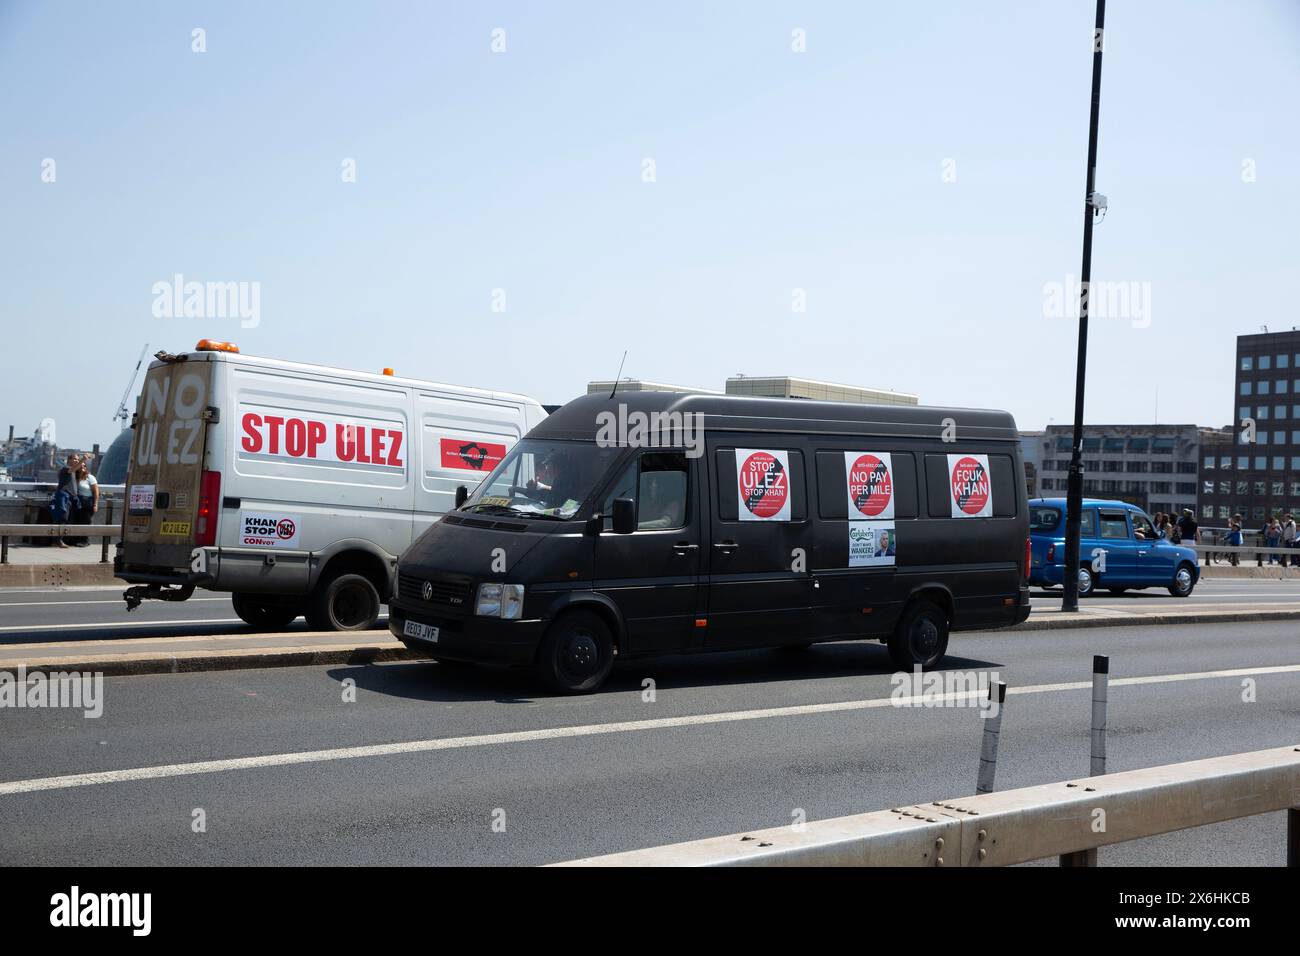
[534,610,615,694]
[888,600,949,671]
[232,593,300,630]
[305,572,381,631]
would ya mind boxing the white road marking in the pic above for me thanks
[2,663,1297,797]
[0,598,227,608]
[0,618,241,632]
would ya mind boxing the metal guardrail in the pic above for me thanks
[0,524,121,565]
[0,481,125,495]
[555,745,1300,866]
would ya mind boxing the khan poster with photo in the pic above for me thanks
[844,451,894,519]
[948,453,992,518]
[848,522,896,567]
[735,448,791,521]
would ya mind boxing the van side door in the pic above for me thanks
[593,451,704,655]
[704,436,814,647]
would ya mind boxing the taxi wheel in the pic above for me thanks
[306,572,381,631]
[1168,563,1196,598]
[535,610,614,694]
[1077,566,1095,597]
[231,593,300,630]
[888,600,949,671]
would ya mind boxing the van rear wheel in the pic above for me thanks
[231,593,300,630]
[534,610,614,694]
[305,572,381,631]
[888,600,949,671]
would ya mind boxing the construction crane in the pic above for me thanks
[113,343,150,430]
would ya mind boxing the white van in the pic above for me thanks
[115,340,547,630]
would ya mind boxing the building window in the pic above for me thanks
[1103,460,1122,472]
[1253,507,1266,521]
[1275,457,1286,470]
[1281,355,1292,369]
[1238,456,1249,469]
[1151,461,1173,473]
[1203,481,1215,495]
[1273,481,1284,495]
[1084,460,1100,470]
[1177,483,1196,495]
[1220,457,1232,469]
[1219,481,1231,494]
[1277,406,1288,420]
[1126,461,1148,473]
[1055,438,1071,453]
[1237,481,1248,495]
[1291,482,1300,497]
[1241,356,1254,370]
[1292,456,1300,469]
[1126,438,1149,453]
[1261,356,1273,370]
[1255,481,1266,495]
[1241,382,1253,395]
[1082,438,1101,452]
[1203,455,1216,468]
[1218,505,1231,519]
[1202,505,1214,518]
[1258,431,1269,445]
[1239,406,1251,420]
[1150,482,1172,494]
[1280,380,1290,394]
[1255,457,1267,469]
[1261,381,1271,395]
[1177,461,1197,473]
[1257,406,1270,420]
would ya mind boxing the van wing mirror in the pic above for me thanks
[454,485,468,509]
[612,497,636,535]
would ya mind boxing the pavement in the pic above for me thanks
[1,619,1296,865]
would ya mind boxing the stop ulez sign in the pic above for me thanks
[736,449,791,521]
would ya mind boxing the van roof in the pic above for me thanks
[154,348,543,408]
[532,391,1019,442]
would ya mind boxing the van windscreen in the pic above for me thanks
[461,439,621,520]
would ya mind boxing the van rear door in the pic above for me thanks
[121,359,214,573]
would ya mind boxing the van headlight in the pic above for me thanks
[476,583,525,619]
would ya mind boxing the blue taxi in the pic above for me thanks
[1027,497,1199,597]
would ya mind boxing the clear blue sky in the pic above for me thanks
[2,0,1298,450]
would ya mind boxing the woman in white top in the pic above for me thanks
[69,458,99,547]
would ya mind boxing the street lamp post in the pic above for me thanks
[1062,0,1107,613]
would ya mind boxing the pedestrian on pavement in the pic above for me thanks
[1177,508,1199,548]
[1228,514,1243,566]
[1266,516,1282,564]
[69,457,99,547]
[1283,513,1297,568]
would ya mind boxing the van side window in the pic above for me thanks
[815,451,917,519]
[988,455,1018,517]
[603,453,689,531]
[1098,511,1129,539]
[1131,513,1156,540]
[1081,508,1096,536]
[925,454,1014,517]
[715,448,807,522]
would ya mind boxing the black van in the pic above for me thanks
[390,392,1031,692]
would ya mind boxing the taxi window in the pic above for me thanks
[1098,511,1129,539]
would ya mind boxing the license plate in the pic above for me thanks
[403,620,439,643]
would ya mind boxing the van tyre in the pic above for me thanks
[888,600,949,671]
[535,610,615,694]
[305,572,382,631]
[231,593,300,630]
[1168,563,1196,598]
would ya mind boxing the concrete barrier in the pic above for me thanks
[555,745,1300,866]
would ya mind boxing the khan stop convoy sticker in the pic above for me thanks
[735,448,791,521]
[241,511,302,548]
[844,452,894,519]
[948,453,992,518]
